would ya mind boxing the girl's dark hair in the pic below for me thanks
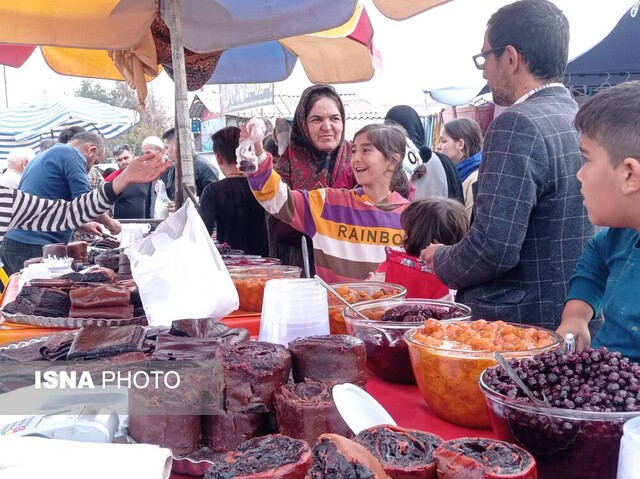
[442,118,483,158]
[401,198,469,257]
[353,123,409,199]
[211,126,240,165]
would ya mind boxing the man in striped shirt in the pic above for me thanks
[0,153,168,246]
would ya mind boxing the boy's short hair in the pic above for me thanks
[212,126,240,165]
[574,81,640,167]
[401,197,469,257]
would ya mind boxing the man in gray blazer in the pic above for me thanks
[421,0,594,329]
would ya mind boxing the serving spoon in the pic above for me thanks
[313,275,371,321]
[494,352,551,408]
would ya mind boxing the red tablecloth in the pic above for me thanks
[170,374,497,478]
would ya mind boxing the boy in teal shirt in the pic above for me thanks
[557,82,640,363]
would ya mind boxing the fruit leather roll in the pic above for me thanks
[274,380,352,446]
[288,335,367,387]
[68,304,134,319]
[217,341,291,414]
[203,411,273,452]
[39,330,78,360]
[69,285,131,308]
[355,425,443,479]
[151,334,235,361]
[67,324,146,360]
[306,433,390,479]
[434,437,537,479]
[204,434,312,479]
[169,318,250,342]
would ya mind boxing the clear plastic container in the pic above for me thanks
[404,321,563,428]
[328,282,407,334]
[227,265,301,312]
[342,298,470,384]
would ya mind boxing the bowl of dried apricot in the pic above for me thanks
[328,282,407,334]
[404,319,563,428]
[228,265,302,312]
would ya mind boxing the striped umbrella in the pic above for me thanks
[0,96,139,160]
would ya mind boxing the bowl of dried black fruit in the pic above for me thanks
[480,347,640,479]
[342,298,470,384]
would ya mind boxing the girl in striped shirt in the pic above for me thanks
[247,123,410,282]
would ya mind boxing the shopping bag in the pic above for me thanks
[127,199,239,326]
[381,247,450,299]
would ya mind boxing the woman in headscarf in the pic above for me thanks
[384,105,462,203]
[268,84,356,272]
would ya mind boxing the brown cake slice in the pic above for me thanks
[204,434,312,479]
[307,433,390,478]
[67,324,146,360]
[288,335,367,387]
[275,380,352,446]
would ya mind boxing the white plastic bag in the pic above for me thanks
[235,117,267,173]
[154,179,169,220]
[127,199,239,326]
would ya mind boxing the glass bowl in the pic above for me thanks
[328,282,407,334]
[480,366,640,479]
[227,265,302,312]
[342,298,470,384]
[404,321,563,428]
[223,257,281,267]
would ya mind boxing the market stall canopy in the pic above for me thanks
[0,96,139,160]
[0,0,362,103]
[565,5,640,90]
[207,4,375,84]
[372,0,453,19]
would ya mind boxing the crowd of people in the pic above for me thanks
[0,0,637,363]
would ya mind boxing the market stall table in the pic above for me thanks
[0,272,497,478]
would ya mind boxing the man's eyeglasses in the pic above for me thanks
[472,46,507,70]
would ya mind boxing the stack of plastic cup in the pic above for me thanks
[618,415,640,479]
[259,278,329,346]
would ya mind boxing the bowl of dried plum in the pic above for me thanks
[480,347,640,479]
[342,298,470,384]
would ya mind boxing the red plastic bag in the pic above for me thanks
[380,247,450,299]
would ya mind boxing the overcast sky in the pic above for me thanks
[0,0,635,111]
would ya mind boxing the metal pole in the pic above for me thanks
[167,0,195,208]
[2,66,8,108]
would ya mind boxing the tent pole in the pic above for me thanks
[167,0,195,208]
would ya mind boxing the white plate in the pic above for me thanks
[332,383,396,435]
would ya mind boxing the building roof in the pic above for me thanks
[190,89,428,139]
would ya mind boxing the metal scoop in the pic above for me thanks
[313,275,370,321]
[494,352,551,408]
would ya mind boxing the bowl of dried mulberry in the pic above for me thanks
[343,298,470,384]
[405,319,563,428]
[480,347,640,479]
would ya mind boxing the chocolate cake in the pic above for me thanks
[204,411,273,452]
[4,286,70,317]
[67,324,146,360]
[434,438,537,479]
[307,433,390,479]
[204,434,312,479]
[274,380,352,446]
[355,425,443,479]
[217,341,291,414]
[288,335,367,387]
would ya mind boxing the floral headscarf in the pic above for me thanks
[275,84,355,190]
